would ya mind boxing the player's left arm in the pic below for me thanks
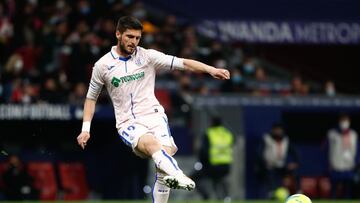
[183,59,230,80]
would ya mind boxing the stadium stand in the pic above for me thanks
[1,0,360,201]
[58,162,89,200]
[27,162,57,200]
[0,0,340,107]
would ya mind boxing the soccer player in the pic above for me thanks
[76,16,230,202]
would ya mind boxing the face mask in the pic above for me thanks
[14,59,23,72]
[340,120,350,130]
[326,87,335,96]
[232,75,242,84]
[243,63,255,74]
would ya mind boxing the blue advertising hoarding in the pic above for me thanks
[197,20,360,44]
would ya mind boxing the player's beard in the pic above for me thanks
[119,41,135,55]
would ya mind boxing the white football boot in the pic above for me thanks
[164,174,195,191]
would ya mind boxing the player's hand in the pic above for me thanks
[210,68,230,80]
[77,131,90,149]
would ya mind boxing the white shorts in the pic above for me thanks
[117,113,178,158]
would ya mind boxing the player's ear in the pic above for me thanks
[116,31,121,40]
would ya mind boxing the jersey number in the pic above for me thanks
[121,125,135,137]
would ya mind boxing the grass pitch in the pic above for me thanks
[0,200,359,203]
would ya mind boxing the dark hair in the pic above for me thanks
[116,16,143,33]
[339,113,350,120]
[272,122,283,129]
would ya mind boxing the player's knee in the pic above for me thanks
[163,146,177,156]
[138,134,161,155]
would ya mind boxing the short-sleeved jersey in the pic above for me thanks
[86,46,184,129]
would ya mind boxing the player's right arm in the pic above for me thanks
[77,98,96,149]
[77,64,104,149]
[147,48,230,80]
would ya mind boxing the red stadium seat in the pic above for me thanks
[27,162,57,200]
[155,89,172,113]
[282,175,297,194]
[318,176,331,199]
[0,162,8,190]
[58,162,89,200]
[300,177,318,198]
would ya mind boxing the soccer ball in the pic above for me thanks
[273,187,289,201]
[285,194,312,203]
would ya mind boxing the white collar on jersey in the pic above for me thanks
[110,46,137,61]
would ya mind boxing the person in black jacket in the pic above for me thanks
[255,123,299,198]
[2,155,39,200]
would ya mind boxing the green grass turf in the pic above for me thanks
[0,201,359,203]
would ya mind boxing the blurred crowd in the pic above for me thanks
[0,0,339,106]
[255,115,360,200]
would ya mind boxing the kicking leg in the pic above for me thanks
[137,134,182,176]
[137,134,195,191]
[161,146,195,191]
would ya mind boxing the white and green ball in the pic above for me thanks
[285,194,312,203]
[274,187,290,201]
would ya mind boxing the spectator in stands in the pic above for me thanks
[255,67,267,82]
[1,0,336,107]
[299,82,310,96]
[69,82,87,105]
[325,80,336,97]
[39,78,64,103]
[209,42,226,65]
[66,32,95,84]
[0,1,14,50]
[3,53,23,79]
[198,83,210,96]
[170,74,194,124]
[227,47,244,69]
[191,117,234,200]
[9,79,23,103]
[2,155,39,200]
[221,68,246,93]
[326,114,359,199]
[0,78,3,103]
[255,123,299,198]
[96,17,117,51]
[251,67,272,96]
[242,58,256,76]
[21,81,38,104]
[159,15,181,55]
[14,38,42,78]
[290,75,303,95]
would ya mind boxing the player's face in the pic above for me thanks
[117,29,142,55]
[272,127,283,137]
